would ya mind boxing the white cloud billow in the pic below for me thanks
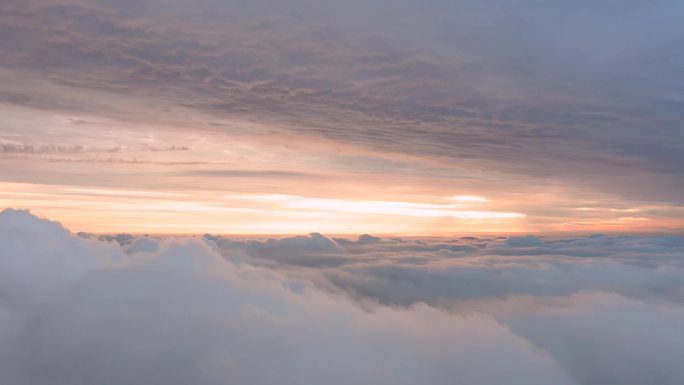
[2,208,684,384]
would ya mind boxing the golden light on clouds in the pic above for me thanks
[1,0,684,235]
[1,101,683,234]
[449,195,490,203]
[237,195,522,219]
[0,182,530,234]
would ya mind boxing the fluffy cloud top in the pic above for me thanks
[3,209,684,384]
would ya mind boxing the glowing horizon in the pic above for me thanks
[2,181,682,235]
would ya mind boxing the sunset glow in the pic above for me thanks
[0,4,681,230]
[2,2,684,384]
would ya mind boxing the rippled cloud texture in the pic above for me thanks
[3,208,684,385]
[1,0,684,232]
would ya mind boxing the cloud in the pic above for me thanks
[182,169,320,179]
[1,209,585,384]
[0,209,123,299]
[210,232,352,267]
[1,0,684,207]
[0,143,189,155]
[2,210,683,384]
[219,232,684,306]
[123,235,160,254]
[502,293,684,385]
[357,233,381,244]
[505,235,543,247]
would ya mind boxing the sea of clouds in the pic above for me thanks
[2,208,684,385]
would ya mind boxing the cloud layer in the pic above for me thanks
[3,208,684,384]
[1,0,684,229]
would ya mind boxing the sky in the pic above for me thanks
[1,0,683,233]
